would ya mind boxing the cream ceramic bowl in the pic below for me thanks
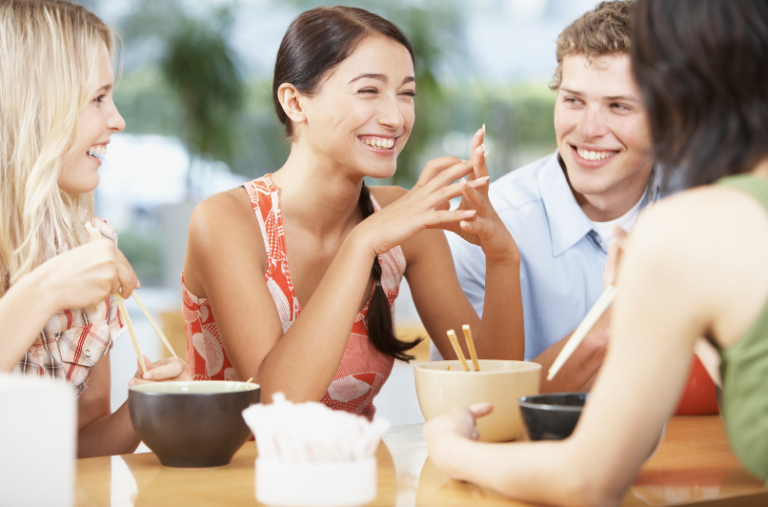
[415,359,541,442]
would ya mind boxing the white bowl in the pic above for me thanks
[415,359,541,442]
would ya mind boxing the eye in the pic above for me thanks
[93,94,106,104]
[610,103,630,112]
[564,97,580,104]
[358,88,378,94]
[400,91,416,98]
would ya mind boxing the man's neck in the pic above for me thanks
[559,156,653,222]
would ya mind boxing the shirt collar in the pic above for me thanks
[538,152,594,257]
[538,152,663,257]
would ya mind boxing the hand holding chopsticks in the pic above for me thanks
[547,284,617,381]
[84,223,178,374]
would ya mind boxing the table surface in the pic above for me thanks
[76,416,767,507]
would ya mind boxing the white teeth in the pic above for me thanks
[577,148,614,161]
[361,137,394,149]
[88,145,107,158]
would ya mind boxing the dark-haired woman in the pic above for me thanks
[180,6,523,418]
[425,0,768,504]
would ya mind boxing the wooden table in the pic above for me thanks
[76,416,766,506]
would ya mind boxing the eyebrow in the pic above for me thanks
[561,88,639,103]
[95,84,113,94]
[348,74,416,86]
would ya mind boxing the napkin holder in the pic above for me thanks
[256,456,377,506]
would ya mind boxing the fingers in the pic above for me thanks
[468,128,485,180]
[114,248,139,299]
[468,402,494,419]
[416,156,463,187]
[471,144,490,182]
[128,357,190,386]
[423,209,477,229]
[459,177,491,216]
[144,357,188,381]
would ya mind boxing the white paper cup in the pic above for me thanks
[0,373,76,507]
[256,457,377,506]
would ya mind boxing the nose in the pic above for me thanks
[107,102,126,133]
[377,92,404,131]
[578,104,608,140]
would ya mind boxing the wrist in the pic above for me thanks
[24,260,63,315]
[486,245,521,267]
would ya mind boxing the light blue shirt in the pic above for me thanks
[432,151,661,361]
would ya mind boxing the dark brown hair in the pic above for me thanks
[632,0,768,187]
[273,6,420,362]
[551,1,633,90]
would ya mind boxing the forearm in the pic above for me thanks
[0,269,59,372]
[255,234,376,403]
[475,257,524,360]
[77,400,139,458]
[432,434,607,507]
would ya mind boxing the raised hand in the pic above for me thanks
[442,127,520,264]
[352,157,489,257]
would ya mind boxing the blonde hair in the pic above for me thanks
[0,0,120,297]
[550,1,633,90]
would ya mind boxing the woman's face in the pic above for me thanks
[297,35,416,179]
[58,42,125,194]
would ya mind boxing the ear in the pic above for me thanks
[277,83,307,125]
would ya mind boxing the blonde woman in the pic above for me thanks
[0,0,188,457]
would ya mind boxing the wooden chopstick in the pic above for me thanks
[131,291,178,358]
[447,329,470,372]
[84,223,147,375]
[547,284,617,381]
[462,325,480,372]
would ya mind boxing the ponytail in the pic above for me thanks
[358,184,422,362]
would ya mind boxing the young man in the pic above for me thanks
[435,0,662,392]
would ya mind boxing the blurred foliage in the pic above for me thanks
[160,13,244,166]
[109,0,557,186]
[118,228,163,285]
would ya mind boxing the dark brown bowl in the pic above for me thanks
[518,392,587,441]
[128,381,260,467]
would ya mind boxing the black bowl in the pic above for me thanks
[518,392,587,441]
[128,381,260,467]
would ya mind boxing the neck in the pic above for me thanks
[271,141,364,237]
[566,162,654,222]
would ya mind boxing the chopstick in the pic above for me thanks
[547,284,617,381]
[84,223,147,375]
[447,329,470,372]
[130,291,178,358]
[462,325,481,372]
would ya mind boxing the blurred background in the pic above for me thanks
[75,0,603,423]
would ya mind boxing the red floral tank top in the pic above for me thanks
[182,174,406,419]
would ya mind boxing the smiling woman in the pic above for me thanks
[0,0,189,459]
[181,6,525,418]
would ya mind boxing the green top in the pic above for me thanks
[717,174,768,484]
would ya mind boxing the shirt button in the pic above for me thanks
[28,348,36,355]
[85,350,92,358]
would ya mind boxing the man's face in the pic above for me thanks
[555,53,653,218]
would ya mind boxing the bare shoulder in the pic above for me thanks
[626,184,768,344]
[186,187,266,282]
[189,188,257,242]
[369,185,408,208]
[632,185,768,251]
